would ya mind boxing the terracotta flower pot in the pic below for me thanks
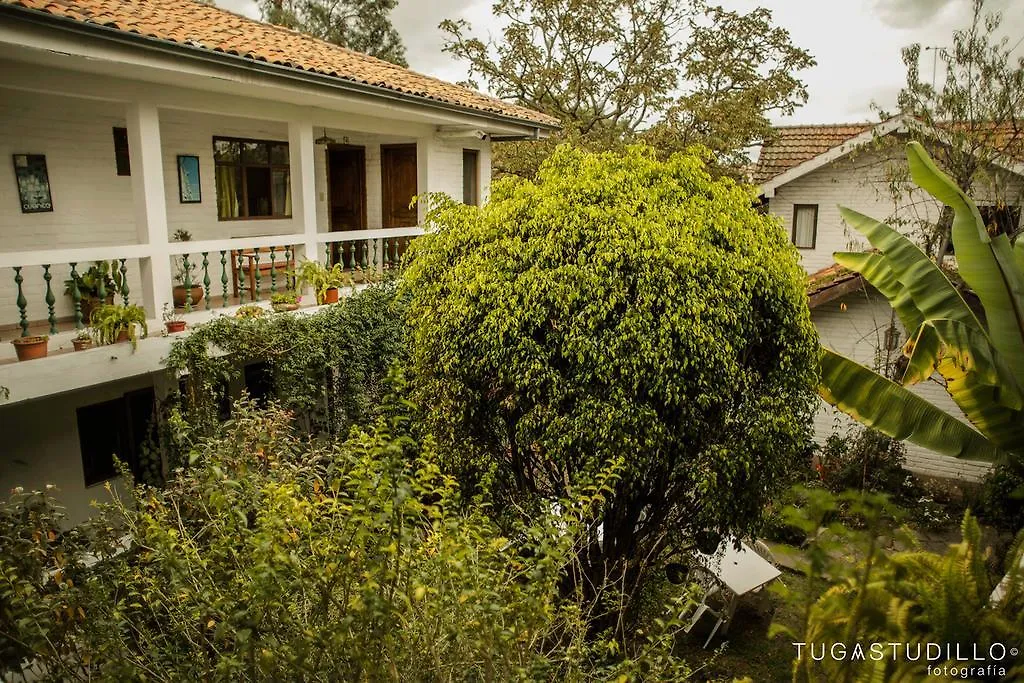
[165,320,187,333]
[322,288,340,304]
[172,285,204,308]
[116,329,130,343]
[72,337,94,352]
[80,294,114,325]
[12,335,48,361]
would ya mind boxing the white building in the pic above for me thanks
[0,0,555,523]
[755,116,1024,482]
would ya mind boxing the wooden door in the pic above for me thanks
[381,144,418,228]
[327,146,366,266]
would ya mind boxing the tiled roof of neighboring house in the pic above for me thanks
[754,119,1024,186]
[753,123,873,185]
[0,0,559,128]
[806,262,865,309]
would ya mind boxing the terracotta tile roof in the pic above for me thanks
[1,0,559,128]
[754,123,873,185]
[806,261,865,308]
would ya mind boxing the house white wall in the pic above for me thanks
[0,372,162,526]
[812,287,992,482]
[768,145,1024,274]
[0,90,491,330]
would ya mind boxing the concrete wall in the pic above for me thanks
[0,372,162,526]
[768,145,1024,275]
[812,287,992,482]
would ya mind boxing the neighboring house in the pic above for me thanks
[755,116,1024,482]
[0,0,556,524]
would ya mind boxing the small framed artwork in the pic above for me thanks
[12,154,53,213]
[177,154,201,203]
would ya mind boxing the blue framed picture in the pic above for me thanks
[177,154,201,203]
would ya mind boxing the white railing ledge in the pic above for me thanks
[0,244,152,269]
[166,234,307,256]
[317,227,425,243]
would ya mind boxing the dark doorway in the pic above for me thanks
[381,144,418,263]
[327,146,367,267]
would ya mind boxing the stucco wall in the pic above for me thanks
[0,372,163,526]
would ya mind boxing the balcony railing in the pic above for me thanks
[1,227,423,337]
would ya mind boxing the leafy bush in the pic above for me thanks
[776,487,1024,682]
[979,462,1024,532]
[0,400,695,681]
[816,424,910,495]
[404,144,819,624]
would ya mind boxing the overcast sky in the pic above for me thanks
[217,0,1024,125]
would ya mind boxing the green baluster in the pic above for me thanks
[269,246,277,294]
[343,241,354,274]
[43,265,57,335]
[325,242,332,265]
[382,238,391,270]
[391,238,399,267]
[220,251,228,308]
[96,263,107,303]
[360,239,369,272]
[13,267,28,338]
[284,246,293,289]
[119,259,130,306]
[69,262,83,329]
[372,239,379,277]
[182,253,193,312]
[202,252,211,310]
[253,251,261,301]
[237,251,246,304]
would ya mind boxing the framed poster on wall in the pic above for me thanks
[12,154,53,213]
[177,154,202,203]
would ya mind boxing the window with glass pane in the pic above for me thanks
[212,136,290,220]
[792,204,818,249]
[462,149,479,205]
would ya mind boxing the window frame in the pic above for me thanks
[462,148,480,206]
[112,127,131,176]
[791,204,819,250]
[76,387,155,487]
[212,135,292,221]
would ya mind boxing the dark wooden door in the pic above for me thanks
[381,144,418,228]
[327,146,366,266]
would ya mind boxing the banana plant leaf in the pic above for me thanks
[818,347,1000,461]
[906,141,1024,389]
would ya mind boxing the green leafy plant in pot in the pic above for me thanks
[72,329,93,352]
[171,229,204,308]
[90,303,148,350]
[64,260,123,323]
[270,290,301,312]
[292,259,349,305]
[162,303,186,333]
[11,335,48,361]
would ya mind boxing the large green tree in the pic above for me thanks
[260,0,408,66]
[441,0,814,178]
[895,0,1024,259]
[404,145,819,627]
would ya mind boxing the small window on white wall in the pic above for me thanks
[463,149,479,205]
[792,204,818,249]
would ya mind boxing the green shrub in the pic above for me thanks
[979,462,1024,532]
[404,144,819,625]
[0,399,695,681]
[815,424,910,495]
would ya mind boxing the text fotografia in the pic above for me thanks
[792,641,1018,665]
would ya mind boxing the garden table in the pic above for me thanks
[692,538,781,635]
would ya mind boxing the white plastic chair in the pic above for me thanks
[680,564,733,648]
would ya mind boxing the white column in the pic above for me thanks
[288,120,319,265]
[126,102,172,318]
[479,142,493,204]
[416,135,437,226]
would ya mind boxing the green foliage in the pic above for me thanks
[819,142,1024,464]
[816,425,910,496]
[234,303,266,318]
[166,281,408,445]
[0,400,698,680]
[270,290,300,306]
[775,487,1024,682]
[441,0,814,177]
[403,144,819,623]
[63,261,123,300]
[292,259,350,304]
[89,303,148,349]
[259,0,407,66]
[979,461,1024,531]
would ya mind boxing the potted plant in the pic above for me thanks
[72,330,94,352]
[235,304,266,319]
[171,229,204,308]
[11,335,48,361]
[90,303,148,349]
[292,260,349,305]
[64,261,123,323]
[270,290,301,312]
[163,303,186,333]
